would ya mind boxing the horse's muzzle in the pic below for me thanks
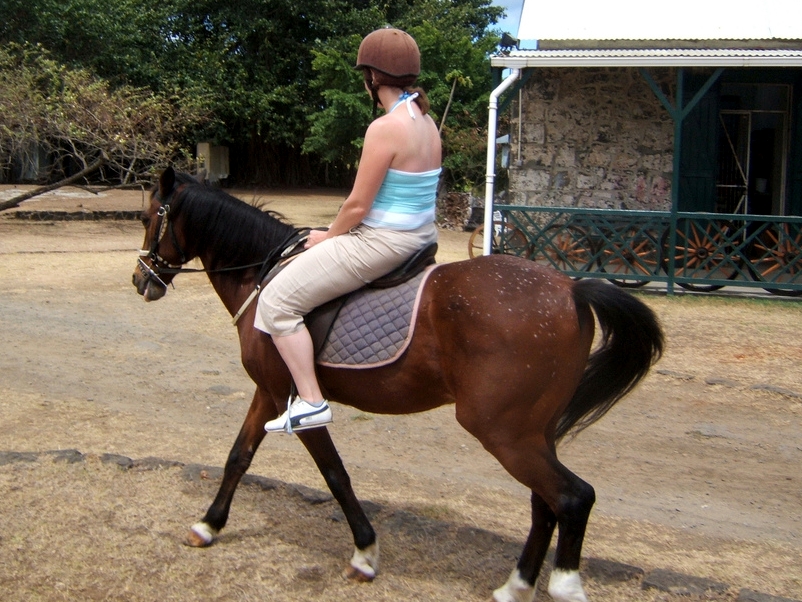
[133,258,168,302]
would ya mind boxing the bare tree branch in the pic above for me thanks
[0,154,107,212]
[1,44,206,190]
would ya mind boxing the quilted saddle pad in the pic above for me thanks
[316,266,436,368]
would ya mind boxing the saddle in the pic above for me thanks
[305,242,438,359]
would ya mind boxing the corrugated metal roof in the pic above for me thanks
[491,48,802,68]
[518,0,802,41]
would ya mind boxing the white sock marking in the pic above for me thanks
[492,568,536,602]
[190,522,217,545]
[349,541,379,578]
[548,569,588,602]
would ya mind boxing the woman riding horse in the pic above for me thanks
[255,27,441,433]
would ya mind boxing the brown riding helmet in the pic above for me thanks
[356,27,420,87]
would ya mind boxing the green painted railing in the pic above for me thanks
[491,206,802,297]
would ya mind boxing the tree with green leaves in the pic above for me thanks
[1,0,504,189]
[304,5,503,192]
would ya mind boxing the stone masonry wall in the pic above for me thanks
[507,67,675,211]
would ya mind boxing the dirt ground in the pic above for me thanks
[0,185,801,601]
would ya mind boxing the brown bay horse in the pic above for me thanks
[132,168,663,602]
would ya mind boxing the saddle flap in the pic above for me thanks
[306,296,349,358]
[313,268,434,367]
[304,243,437,356]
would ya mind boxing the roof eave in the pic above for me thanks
[490,55,802,69]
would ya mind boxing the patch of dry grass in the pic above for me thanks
[2,453,799,601]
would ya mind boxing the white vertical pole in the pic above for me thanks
[483,69,520,255]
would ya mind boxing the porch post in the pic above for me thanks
[639,67,724,294]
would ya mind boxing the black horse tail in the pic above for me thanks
[556,280,664,441]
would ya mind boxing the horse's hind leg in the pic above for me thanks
[186,387,275,546]
[491,445,595,602]
[296,427,378,581]
[543,458,595,602]
[493,491,557,602]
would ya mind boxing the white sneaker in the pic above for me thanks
[265,397,332,433]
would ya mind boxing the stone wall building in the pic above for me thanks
[508,67,675,211]
[491,1,802,219]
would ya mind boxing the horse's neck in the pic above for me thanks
[195,212,296,325]
[203,260,259,320]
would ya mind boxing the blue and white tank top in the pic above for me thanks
[362,167,441,230]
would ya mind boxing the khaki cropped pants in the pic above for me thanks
[254,222,437,336]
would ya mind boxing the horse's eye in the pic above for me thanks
[140,213,150,227]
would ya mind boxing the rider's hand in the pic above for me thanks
[304,229,329,249]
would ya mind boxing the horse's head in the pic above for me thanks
[133,167,300,304]
[132,167,197,301]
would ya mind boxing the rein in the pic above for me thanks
[230,228,310,325]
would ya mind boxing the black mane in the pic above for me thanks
[170,173,298,271]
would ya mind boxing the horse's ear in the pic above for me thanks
[159,166,176,199]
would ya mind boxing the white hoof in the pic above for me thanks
[186,522,217,547]
[548,569,588,602]
[492,569,536,602]
[344,541,379,581]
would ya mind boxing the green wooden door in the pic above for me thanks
[679,73,721,212]
[788,75,802,217]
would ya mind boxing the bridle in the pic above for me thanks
[137,186,187,290]
[136,182,312,321]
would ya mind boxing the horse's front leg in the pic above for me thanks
[296,427,379,581]
[185,386,276,547]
